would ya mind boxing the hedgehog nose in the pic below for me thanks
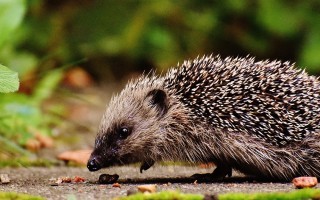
[87,157,101,172]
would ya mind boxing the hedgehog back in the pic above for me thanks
[164,56,320,146]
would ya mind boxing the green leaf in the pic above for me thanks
[0,0,26,47]
[0,64,19,93]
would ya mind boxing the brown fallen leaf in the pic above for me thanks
[292,176,318,188]
[54,177,72,184]
[73,176,85,183]
[51,176,86,185]
[35,132,54,148]
[57,149,92,165]
[25,138,41,152]
[63,67,93,88]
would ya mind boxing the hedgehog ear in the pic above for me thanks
[145,89,168,117]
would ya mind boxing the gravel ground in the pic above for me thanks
[0,165,308,200]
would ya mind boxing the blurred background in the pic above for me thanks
[1,0,320,166]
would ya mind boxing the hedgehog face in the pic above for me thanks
[87,86,169,172]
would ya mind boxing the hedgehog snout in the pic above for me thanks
[87,156,101,172]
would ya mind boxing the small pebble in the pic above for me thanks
[127,188,138,196]
[137,184,157,193]
[112,182,121,188]
[0,174,10,184]
[292,176,318,188]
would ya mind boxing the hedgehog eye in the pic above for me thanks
[119,127,130,139]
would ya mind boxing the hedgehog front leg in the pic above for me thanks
[191,164,232,181]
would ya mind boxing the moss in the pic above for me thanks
[0,192,44,200]
[118,189,320,200]
[117,190,203,200]
[0,157,57,168]
[219,188,320,200]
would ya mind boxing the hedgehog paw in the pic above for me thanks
[191,165,232,181]
[140,160,155,173]
[211,165,232,178]
[191,173,214,182]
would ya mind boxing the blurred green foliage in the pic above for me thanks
[0,0,63,160]
[0,68,63,159]
[0,0,26,47]
[1,0,320,80]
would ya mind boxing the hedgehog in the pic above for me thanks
[87,55,320,181]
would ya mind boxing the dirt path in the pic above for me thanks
[0,165,306,200]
